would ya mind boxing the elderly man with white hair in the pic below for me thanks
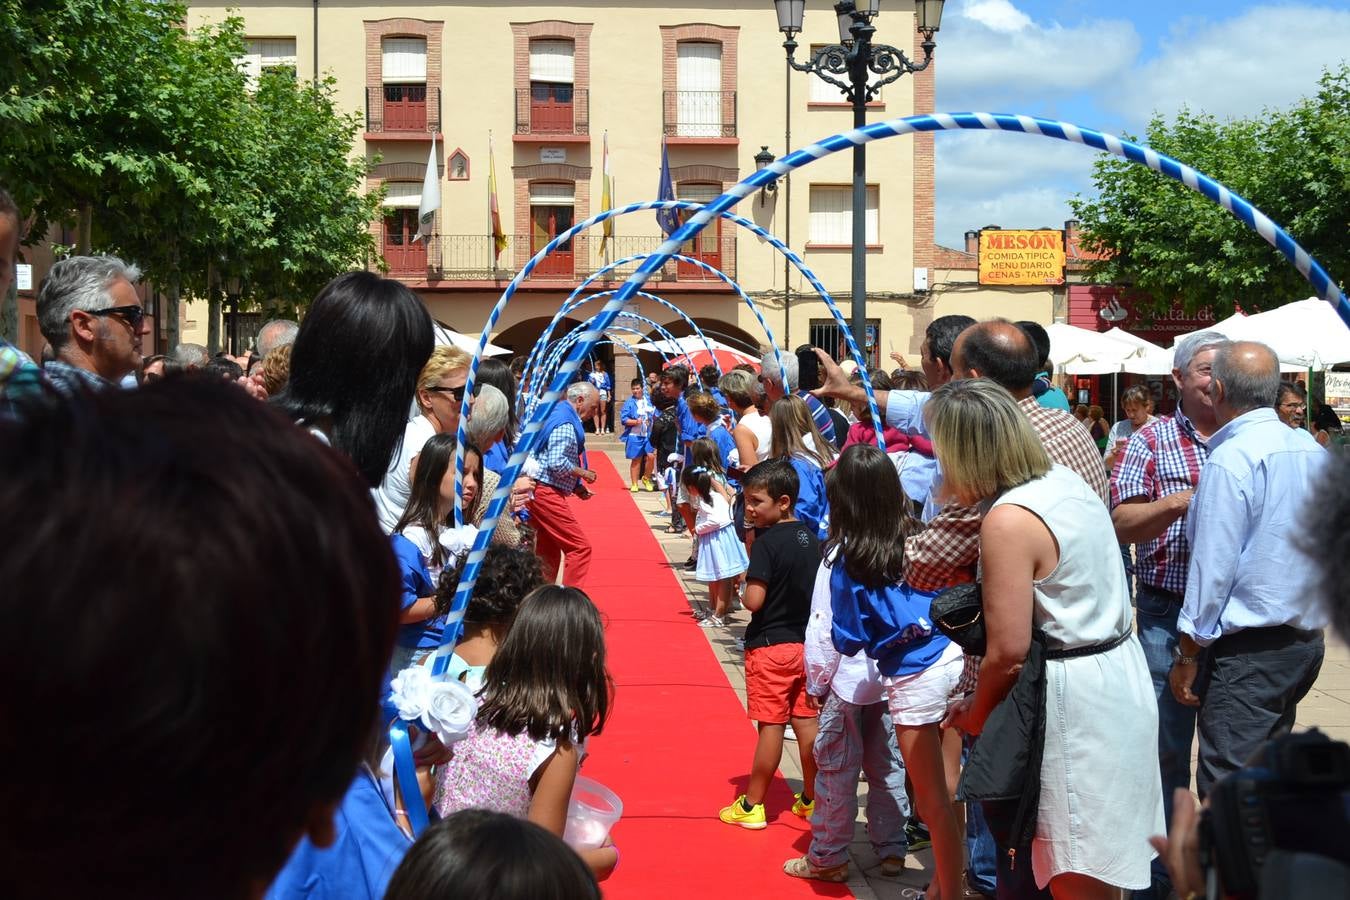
[37,255,149,396]
[255,319,299,359]
[759,346,837,447]
[527,381,599,587]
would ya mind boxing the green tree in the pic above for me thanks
[0,1,382,347]
[1071,65,1350,318]
[223,71,384,323]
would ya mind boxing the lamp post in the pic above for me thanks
[753,145,778,207]
[224,273,243,357]
[774,0,943,357]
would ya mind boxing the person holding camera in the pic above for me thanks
[1171,341,1328,798]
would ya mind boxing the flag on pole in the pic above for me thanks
[597,131,614,259]
[415,133,440,243]
[655,137,679,237]
[488,133,507,262]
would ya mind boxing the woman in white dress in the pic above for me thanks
[929,379,1164,898]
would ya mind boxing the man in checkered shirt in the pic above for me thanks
[1109,329,1226,900]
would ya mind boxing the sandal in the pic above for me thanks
[782,857,848,882]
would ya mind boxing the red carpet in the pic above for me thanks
[576,454,852,900]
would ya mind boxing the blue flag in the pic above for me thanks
[655,138,679,237]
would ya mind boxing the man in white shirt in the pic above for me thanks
[1172,341,1327,797]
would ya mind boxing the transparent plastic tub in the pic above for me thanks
[563,775,623,850]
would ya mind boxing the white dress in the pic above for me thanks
[992,465,1164,890]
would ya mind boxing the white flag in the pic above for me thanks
[416,134,440,243]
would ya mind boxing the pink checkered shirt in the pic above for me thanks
[1109,409,1209,596]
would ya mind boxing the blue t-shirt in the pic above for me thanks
[390,532,441,650]
[788,456,829,541]
[828,563,948,677]
[588,370,612,394]
[483,440,511,475]
[708,423,737,479]
[676,393,707,463]
[266,766,411,900]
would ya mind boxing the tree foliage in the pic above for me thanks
[1070,65,1350,318]
[0,0,380,345]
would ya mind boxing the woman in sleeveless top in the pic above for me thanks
[927,379,1163,897]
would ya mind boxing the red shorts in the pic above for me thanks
[744,643,816,724]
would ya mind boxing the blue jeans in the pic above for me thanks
[808,693,909,868]
[964,736,998,895]
[1131,583,1198,899]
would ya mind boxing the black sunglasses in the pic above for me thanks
[87,305,146,330]
[426,384,469,403]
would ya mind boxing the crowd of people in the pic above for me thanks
[1,177,1345,899]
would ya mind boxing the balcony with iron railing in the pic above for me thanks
[514,87,589,139]
[663,90,737,141]
[365,85,441,137]
[380,233,736,286]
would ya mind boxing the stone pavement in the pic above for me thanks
[586,437,1350,899]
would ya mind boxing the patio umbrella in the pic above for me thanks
[1208,298,1350,370]
[434,323,510,358]
[664,347,760,372]
[1124,345,1305,375]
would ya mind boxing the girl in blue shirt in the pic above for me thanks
[389,433,483,675]
[768,395,834,541]
[823,443,964,900]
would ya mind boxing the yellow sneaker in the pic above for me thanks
[718,794,767,830]
[791,792,814,819]
[630,483,640,493]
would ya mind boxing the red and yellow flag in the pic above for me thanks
[488,133,507,262]
[598,130,613,259]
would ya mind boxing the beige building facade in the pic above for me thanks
[185,0,946,372]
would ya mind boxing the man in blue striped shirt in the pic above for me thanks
[1172,341,1327,798]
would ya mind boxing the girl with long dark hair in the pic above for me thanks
[823,444,965,900]
[436,585,618,880]
[389,433,483,673]
[275,271,434,487]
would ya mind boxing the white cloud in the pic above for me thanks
[936,186,1079,248]
[937,1,1141,111]
[934,131,1101,246]
[1105,6,1350,125]
[963,0,1033,33]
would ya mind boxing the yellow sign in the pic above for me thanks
[978,229,1066,286]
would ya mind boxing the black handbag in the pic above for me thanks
[930,582,986,656]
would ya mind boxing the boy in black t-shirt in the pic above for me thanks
[718,458,821,830]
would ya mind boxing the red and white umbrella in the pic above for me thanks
[665,347,759,373]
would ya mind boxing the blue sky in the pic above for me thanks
[928,0,1350,246]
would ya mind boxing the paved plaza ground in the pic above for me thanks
[588,438,1350,899]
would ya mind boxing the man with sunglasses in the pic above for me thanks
[36,255,148,397]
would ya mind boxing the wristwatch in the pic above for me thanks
[1171,644,1200,666]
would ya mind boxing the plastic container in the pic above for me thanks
[562,775,623,850]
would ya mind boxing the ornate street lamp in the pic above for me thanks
[773,0,944,356]
[754,145,778,206]
[224,272,243,357]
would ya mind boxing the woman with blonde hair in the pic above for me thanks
[929,379,1163,898]
[372,344,471,533]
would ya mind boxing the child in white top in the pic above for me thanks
[682,442,748,627]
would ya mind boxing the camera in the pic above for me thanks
[1201,728,1350,898]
